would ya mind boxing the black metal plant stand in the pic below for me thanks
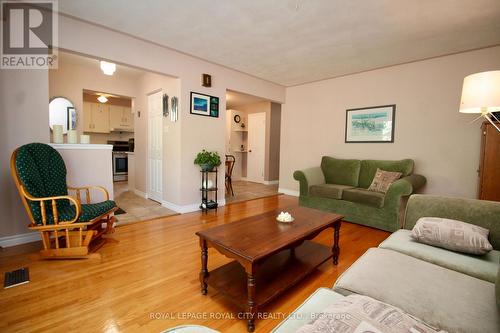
[200,169,218,213]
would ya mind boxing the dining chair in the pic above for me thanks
[225,155,235,196]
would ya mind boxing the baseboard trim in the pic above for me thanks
[0,232,40,248]
[263,180,279,185]
[162,199,226,214]
[134,189,148,199]
[278,188,300,197]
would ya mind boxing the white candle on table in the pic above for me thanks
[67,130,77,144]
[80,135,90,144]
[52,125,63,144]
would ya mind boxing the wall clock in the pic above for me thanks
[234,115,241,123]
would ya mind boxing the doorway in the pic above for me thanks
[247,112,266,183]
[147,90,163,202]
[225,89,282,204]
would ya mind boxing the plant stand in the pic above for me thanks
[200,168,218,213]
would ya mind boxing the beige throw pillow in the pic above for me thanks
[296,294,442,333]
[411,217,493,255]
[367,168,402,193]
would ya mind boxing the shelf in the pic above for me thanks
[200,170,218,173]
[206,241,332,310]
[232,150,248,153]
[233,129,248,132]
[200,188,218,192]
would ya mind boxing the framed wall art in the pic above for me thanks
[190,92,219,118]
[345,105,395,143]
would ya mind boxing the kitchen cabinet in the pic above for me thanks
[109,105,134,131]
[83,102,110,133]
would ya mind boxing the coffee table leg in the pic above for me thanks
[246,273,256,332]
[199,238,208,295]
[332,222,341,265]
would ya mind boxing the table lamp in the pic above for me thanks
[459,70,500,132]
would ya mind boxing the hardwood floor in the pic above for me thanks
[0,195,389,333]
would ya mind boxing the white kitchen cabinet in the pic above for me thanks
[109,105,134,131]
[83,102,110,133]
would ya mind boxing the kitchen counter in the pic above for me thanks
[50,143,112,150]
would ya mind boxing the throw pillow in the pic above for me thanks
[296,294,442,333]
[411,217,493,255]
[367,168,402,193]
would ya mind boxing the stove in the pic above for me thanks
[108,141,129,182]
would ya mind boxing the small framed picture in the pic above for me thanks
[345,105,395,143]
[190,92,219,118]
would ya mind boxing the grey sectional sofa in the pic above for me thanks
[272,194,500,333]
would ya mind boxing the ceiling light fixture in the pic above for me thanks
[97,95,108,103]
[100,61,116,75]
[459,70,500,132]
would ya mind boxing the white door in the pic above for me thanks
[247,112,266,183]
[148,91,163,202]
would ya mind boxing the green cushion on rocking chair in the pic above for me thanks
[14,143,116,225]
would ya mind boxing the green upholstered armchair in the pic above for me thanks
[294,157,426,232]
[10,143,117,258]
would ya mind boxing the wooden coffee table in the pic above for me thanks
[195,205,342,332]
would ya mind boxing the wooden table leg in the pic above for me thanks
[246,272,256,332]
[332,221,341,265]
[199,238,208,295]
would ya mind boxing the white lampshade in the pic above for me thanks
[97,95,108,103]
[100,61,116,75]
[459,70,500,114]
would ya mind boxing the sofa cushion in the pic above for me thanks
[368,168,403,193]
[333,248,499,333]
[296,294,441,333]
[342,188,385,208]
[411,217,493,255]
[321,156,361,186]
[309,184,355,199]
[271,288,345,333]
[380,230,500,282]
[404,195,500,250]
[358,159,414,189]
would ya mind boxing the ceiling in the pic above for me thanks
[226,90,267,109]
[58,51,144,78]
[58,0,500,86]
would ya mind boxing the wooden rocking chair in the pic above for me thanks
[10,143,118,259]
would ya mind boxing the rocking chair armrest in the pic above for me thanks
[67,185,110,203]
[20,186,82,225]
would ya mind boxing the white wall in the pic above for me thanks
[280,46,500,198]
[49,53,140,142]
[0,70,49,239]
[57,15,285,209]
[135,72,181,204]
[0,13,285,240]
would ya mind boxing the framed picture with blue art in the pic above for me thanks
[345,105,395,143]
[190,92,219,118]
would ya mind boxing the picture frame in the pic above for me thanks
[190,92,219,118]
[345,105,395,143]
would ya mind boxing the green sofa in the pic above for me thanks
[293,156,426,231]
[272,195,500,333]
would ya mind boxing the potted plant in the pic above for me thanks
[194,150,221,171]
